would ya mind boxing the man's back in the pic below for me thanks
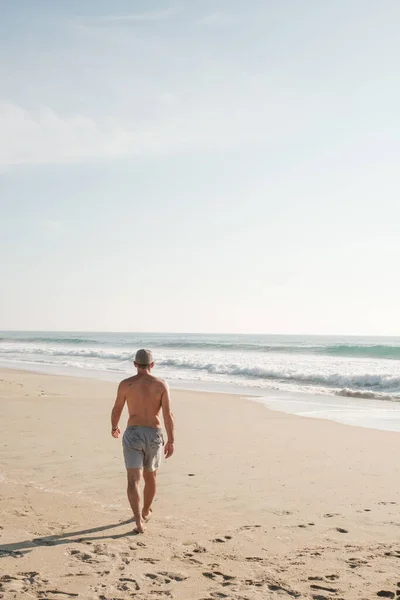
[121,373,166,429]
[111,348,174,534]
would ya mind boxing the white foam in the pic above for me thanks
[256,390,400,432]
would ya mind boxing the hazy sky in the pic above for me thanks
[1,1,399,335]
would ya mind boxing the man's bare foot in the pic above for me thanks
[133,519,146,534]
[133,525,145,534]
[142,508,153,522]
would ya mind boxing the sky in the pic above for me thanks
[1,0,399,335]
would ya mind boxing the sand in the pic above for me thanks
[0,368,400,600]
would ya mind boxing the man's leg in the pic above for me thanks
[142,470,157,520]
[127,468,145,533]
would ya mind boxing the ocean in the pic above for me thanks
[1,331,399,400]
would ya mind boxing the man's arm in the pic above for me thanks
[111,381,126,438]
[161,383,174,458]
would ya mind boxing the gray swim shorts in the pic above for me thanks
[122,426,164,472]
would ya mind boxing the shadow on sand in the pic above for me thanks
[0,519,135,558]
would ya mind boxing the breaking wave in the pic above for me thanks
[1,334,400,360]
[335,388,399,401]
[157,358,400,393]
[0,346,133,361]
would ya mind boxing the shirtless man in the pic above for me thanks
[111,349,174,534]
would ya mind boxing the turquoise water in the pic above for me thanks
[1,332,399,400]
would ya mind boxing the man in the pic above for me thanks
[111,349,174,534]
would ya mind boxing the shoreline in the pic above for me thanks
[2,362,400,433]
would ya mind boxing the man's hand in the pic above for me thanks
[111,382,126,439]
[164,441,174,459]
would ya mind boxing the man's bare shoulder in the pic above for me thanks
[152,376,168,390]
[118,376,138,389]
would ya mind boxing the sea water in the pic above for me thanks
[1,332,400,430]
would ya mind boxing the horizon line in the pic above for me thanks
[1,329,399,338]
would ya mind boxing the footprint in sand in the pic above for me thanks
[245,578,266,588]
[243,575,300,598]
[145,571,188,585]
[346,557,368,568]
[203,571,236,584]
[67,549,99,564]
[128,544,139,551]
[117,576,141,591]
[203,572,238,590]
[384,550,400,558]
[309,575,340,586]
[184,543,207,557]
[213,536,232,543]
[140,557,160,564]
[245,556,264,563]
[98,595,128,600]
[239,525,261,531]
[0,572,77,599]
[193,544,207,553]
[267,583,301,598]
[199,596,248,600]
[310,584,339,594]
[41,590,79,597]
[159,571,188,582]
[182,552,203,565]
[92,544,112,556]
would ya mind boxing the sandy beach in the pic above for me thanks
[1,368,400,600]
